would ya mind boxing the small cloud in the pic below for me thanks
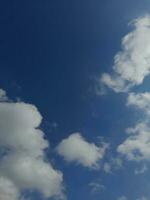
[135,164,148,175]
[127,92,150,116]
[103,157,123,173]
[117,196,127,200]
[0,89,9,102]
[56,133,108,169]
[103,162,111,173]
[89,181,105,194]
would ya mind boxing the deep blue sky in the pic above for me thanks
[1,0,150,200]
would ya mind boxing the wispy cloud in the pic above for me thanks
[89,181,106,194]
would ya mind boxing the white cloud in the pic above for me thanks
[0,152,63,198]
[0,89,64,199]
[0,89,8,102]
[127,92,150,115]
[0,177,20,200]
[118,92,150,161]
[117,122,150,161]
[103,157,122,173]
[100,15,150,92]
[89,181,105,194]
[0,102,48,157]
[56,133,108,169]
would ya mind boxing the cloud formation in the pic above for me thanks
[0,177,20,200]
[117,122,150,161]
[0,90,64,200]
[118,92,150,161]
[127,92,150,115]
[100,15,150,92]
[56,133,107,169]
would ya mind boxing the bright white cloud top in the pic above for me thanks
[0,90,64,200]
[56,133,107,169]
[101,15,150,92]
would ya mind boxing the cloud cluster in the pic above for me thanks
[100,15,150,92]
[127,92,150,115]
[0,91,64,199]
[117,122,150,161]
[56,133,107,169]
[117,92,150,161]
[99,15,150,169]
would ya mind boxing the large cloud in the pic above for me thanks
[56,133,108,169]
[100,15,150,92]
[0,90,64,199]
[0,153,63,198]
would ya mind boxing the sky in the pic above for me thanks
[1,0,150,200]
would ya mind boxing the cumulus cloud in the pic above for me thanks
[56,133,108,169]
[0,89,64,200]
[117,122,150,161]
[127,92,150,115]
[118,92,150,161]
[100,15,150,92]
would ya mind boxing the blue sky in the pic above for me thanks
[1,0,150,200]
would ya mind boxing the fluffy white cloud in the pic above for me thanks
[0,153,63,198]
[100,15,150,92]
[127,92,150,115]
[0,89,64,199]
[117,122,150,161]
[0,177,20,200]
[118,92,150,161]
[56,133,108,169]
[0,102,48,157]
